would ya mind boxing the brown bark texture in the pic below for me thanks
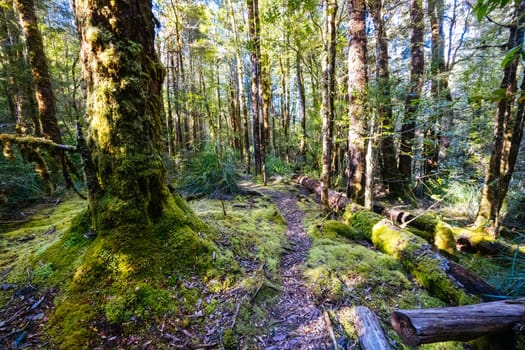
[346,0,367,204]
[399,0,424,181]
[320,0,338,211]
[476,0,525,231]
[73,0,168,227]
[14,0,62,144]
[391,298,525,346]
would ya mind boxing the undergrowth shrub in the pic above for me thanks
[265,155,293,177]
[0,153,45,211]
[427,177,480,219]
[178,143,240,197]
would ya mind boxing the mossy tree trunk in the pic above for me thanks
[475,1,525,234]
[73,0,168,229]
[14,0,62,144]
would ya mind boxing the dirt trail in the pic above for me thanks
[261,189,333,350]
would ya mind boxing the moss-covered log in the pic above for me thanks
[372,219,498,304]
[391,298,525,347]
[455,228,525,259]
[343,209,498,304]
[295,176,455,252]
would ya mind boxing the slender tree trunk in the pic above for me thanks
[424,0,449,182]
[226,0,250,170]
[296,51,307,158]
[346,0,368,204]
[320,0,338,211]
[476,0,525,233]
[371,0,403,199]
[165,45,175,157]
[14,0,61,144]
[247,0,263,176]
[399,0,424,186]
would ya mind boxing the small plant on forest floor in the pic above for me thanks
[177,143,240,197]
[426,178,480,220]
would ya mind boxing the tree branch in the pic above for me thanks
[0,134,77,152]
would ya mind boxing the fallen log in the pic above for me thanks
[371,219,498,304]
[294,175,454,253]
[295,176,501,302]
[373,204,456,254]
[293,175,350,212]
[391,298,525,347]
[354,306,392,350]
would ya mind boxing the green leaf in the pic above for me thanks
[488,88,508,102]
[501,46,522,68]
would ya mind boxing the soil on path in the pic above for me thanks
[261,188,333,350]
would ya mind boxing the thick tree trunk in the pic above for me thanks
[399,0,424,186]
[391,298,525,347]
[320,0,338,211]
[476,1,525,233]
[74,0,168,227]
[354,306,392,350]
[14,0,62,144]
[346,0,367,204]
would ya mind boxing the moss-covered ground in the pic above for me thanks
[0,181,522,349]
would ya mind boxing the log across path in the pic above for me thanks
[261,188,333,349]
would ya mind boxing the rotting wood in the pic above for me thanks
[354,306,392,350]
[391,298,525,347]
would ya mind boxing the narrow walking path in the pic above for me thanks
[261,189,333,349]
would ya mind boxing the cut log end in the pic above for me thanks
[391,311,419,347]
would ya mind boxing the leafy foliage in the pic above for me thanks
[178,143,240,197]
[0,153,45,211]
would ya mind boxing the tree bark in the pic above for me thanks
[74,0,168,227]
[391,298,525,347]
[476,0,525,233]
[247,0,263,176]
[295,175,350,212]
[354,306,392,350]
[296,51,307,158]
[370,0,403,199]
[399,0,424,186]
[346,0,368,204]
[14,0,62,144]
[320,0,338,211]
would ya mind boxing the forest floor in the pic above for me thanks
[0,178,520,349]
